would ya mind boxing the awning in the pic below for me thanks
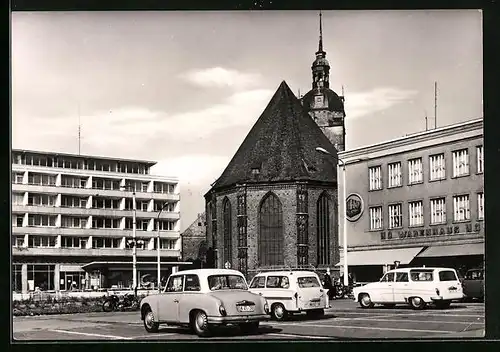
[335,247,425,266]
[417,243,484,258]
[81,261,193,269]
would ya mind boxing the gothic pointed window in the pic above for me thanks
[259,192,284,266]
[223,198,232,265]
[317,192,331,266]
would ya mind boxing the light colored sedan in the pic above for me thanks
[140,269,270,337]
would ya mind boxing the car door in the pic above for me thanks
[249,276,266,297]
[375,272,395,302]
[158,275,184,322]
[392,272,410,303]
[177,274,201,324]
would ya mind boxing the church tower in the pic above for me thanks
[301,12,346,152]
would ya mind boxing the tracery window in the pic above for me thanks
[259,193,284,266]
[317,192,331,266]
[223,198,232,265]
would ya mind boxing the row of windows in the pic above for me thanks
[12,172,177,194]
[368,146,483,191]
[14,214,177,231]
[12,153,149,175]
[13,193,177,212]
[12,235,177,250]
[368,192,484,230]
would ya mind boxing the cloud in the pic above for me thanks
[12,88,274,158]
[182,67,263,89]
[150,154,230,188]
[345,87,418,119]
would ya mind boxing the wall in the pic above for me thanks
[181,213,206,261]
[339,133,484,250]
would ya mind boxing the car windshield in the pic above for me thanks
[297,276,320,288]
[208,275,248,291]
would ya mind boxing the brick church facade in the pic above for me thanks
[203,14,346,278]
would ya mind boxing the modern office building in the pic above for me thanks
[337,118,484,282]
[11,149,181,293]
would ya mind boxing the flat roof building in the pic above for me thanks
[11,149,181,293]
[337,118,484,282]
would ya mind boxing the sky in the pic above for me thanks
[11,10,483,232]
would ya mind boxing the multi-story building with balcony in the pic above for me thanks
[11,149,181,293]
[337,118,484,282]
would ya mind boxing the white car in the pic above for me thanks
[353,267,463,310]
[139,269,269,337]
[248,270,329,321]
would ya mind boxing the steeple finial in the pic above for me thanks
[318,11,323,53]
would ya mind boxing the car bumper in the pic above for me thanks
[207,314,270,324]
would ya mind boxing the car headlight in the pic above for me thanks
[219,305,227,316]
[264,300,269,314]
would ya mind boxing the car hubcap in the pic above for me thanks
[274,306,284,318]
[413,298,422,306]
[145,312,155,328]
[196,313,207,330]
[362,296,371,306]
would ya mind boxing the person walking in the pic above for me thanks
[323,268,333,300]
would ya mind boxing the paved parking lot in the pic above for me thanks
[12,299,484,340]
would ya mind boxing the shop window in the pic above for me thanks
[27,265,55,291]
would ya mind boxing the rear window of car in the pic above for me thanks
[410,270,434,282]
[297,276,320,288]
[438,270,458,282]
[208,275,248,291]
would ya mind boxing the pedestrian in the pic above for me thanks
[323,268,333,300]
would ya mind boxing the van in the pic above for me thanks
[248,270,328,321]
[352,267,463,309]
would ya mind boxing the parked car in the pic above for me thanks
[139,269,269,337]
[462,268,484,301]
[248,270,328,321]
[352,267,463,310]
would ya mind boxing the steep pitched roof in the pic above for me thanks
[210,81,339,191]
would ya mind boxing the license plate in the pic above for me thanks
[310,301,320,307]
[239,305,255,312]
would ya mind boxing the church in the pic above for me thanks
[204,14,347,277]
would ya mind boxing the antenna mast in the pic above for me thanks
[434,81,437,129]
[425,110,428,131]
[78,104,81,155]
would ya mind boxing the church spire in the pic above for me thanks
[318,11,323,53]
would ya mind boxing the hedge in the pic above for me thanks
[13,294,145,316]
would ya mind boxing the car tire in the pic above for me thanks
[409,297,426,310]
[359,294,374,309]
[192,310,212,337]
[143,307,160,333]
[271,303,288,321]
[382,304,396,309]
[239,322,259,334]
[434,301,451,309]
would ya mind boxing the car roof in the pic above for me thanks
[254,270,318,276]
[387,267,457,272]
[172,269,244,278]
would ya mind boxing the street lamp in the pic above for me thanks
[156,202,170,293]
[121,184,138,290]
[315,146,349,287]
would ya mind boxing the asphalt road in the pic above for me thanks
[12,299,485,341]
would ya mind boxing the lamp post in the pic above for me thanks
[156,202,169,293]
[315,147,349,287]
[121,185,137,290]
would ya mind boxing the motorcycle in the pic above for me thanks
[102,293,140,312]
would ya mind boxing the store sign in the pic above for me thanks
[346,194,364,222]
[380,222,482,241]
